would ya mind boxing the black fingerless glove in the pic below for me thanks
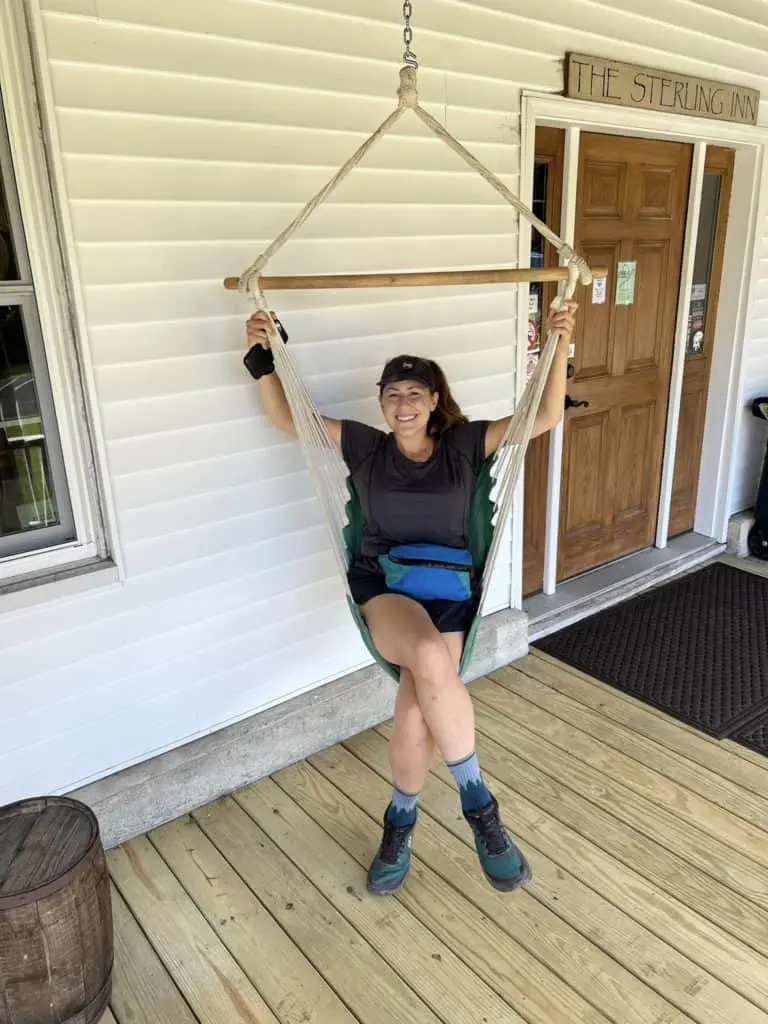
[243,315,288,380]
[243,343,275,379]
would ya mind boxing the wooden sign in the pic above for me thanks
[565,53,759,126]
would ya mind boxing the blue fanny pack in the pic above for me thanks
[378,544,474,602]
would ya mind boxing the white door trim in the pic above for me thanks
[542,128,580,595]
[518,91,768,595]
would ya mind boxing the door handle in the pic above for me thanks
[565,394,590,410]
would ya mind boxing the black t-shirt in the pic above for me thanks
[341,419,490,559]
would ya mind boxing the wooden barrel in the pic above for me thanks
[0,796,113,1024]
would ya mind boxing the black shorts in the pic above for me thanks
[348,560,478,635]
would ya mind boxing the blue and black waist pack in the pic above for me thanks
[378,544,474,602]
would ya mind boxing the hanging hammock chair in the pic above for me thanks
[225,26,600,682]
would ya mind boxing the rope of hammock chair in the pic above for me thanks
[237,67,592,295]
[249,263,579,615]
[235,59,589,624]
[249,284,355,591]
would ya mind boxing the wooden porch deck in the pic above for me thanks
[103,651,768,1024]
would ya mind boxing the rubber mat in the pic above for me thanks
[534,562,768,751]
[729,713,768,757]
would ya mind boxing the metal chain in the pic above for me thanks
[402,0,418,68]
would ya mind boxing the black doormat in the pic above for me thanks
[729,714,768,757]
[534,562,768,750]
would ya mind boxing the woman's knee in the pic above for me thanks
[363,595,447,672]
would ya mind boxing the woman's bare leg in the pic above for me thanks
[383,632,463,836]
[389,633,462,793]
[364,595,531,893]
[389,668,436,794]
[364,594,474,762]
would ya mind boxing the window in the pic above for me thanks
[0,92,74,559]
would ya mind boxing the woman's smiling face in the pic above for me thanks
[379,379,438,437]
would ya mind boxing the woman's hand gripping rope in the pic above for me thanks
[243,311,288,380]
[546,300,578,344]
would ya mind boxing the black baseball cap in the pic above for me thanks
[377,355,437,391]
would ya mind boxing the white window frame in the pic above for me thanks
[0,1,109,585]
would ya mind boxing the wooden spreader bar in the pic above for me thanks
[224,266,608,291]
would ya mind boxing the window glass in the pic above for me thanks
[686,173,722,357]
[0,305,61,538]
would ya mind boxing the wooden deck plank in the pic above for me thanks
[109,883,198,1024]
[275,756,614,1024]
[468,700,768,946]
[359,727,768,1023]
[193,796,441,1024]
[106,644,768,1024]
[308,743,690,1024]
[373,717,768,971]
[233,777,528,1024]
[108,839,280,1024]
[150,816,359,1024]
[101,1010,119,1024]
[471,677,768,868]
[491,664,768,832]
[527,651,768,792]
[468,697,768,912]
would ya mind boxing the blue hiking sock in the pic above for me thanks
[385,786,419,828]
[448,752,492,813]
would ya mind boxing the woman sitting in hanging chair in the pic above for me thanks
[244,301,576,895]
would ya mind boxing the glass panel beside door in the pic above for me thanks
[686,173,722,358]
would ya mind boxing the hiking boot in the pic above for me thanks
[464,795,531,892]
[366,809,415,895]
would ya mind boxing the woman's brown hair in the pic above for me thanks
[427,359,468,437]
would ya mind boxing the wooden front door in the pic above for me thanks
[558,133,692,580]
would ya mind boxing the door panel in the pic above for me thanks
[629,241,671,368]
[558,134,692,581]
[582,161,626,217]
[639,167,676,218]
[615,402,655,518]
[577,242,619,377]
[672,385,707,514]
[562,410,612,534]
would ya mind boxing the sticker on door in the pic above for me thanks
[615,261,637,305]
